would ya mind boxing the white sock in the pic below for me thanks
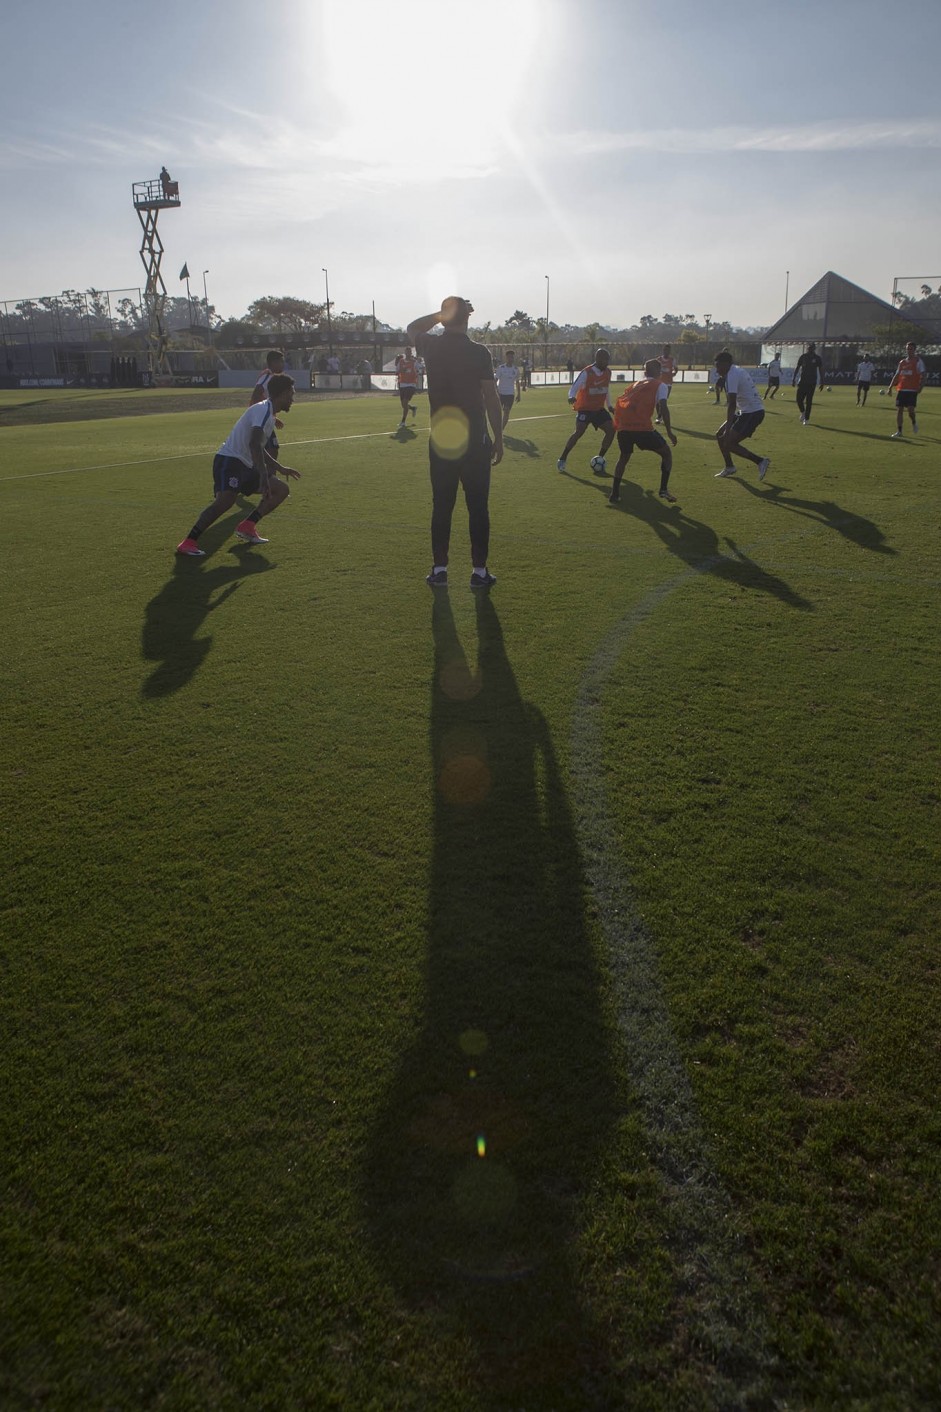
[472,567,488,577]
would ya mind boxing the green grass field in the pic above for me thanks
[2,383,939,1409]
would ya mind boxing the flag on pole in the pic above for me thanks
[179,263,190,281]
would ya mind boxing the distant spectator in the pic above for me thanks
[160,166,172,198]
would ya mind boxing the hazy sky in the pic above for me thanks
[2,0,940,331]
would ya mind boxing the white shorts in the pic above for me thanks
[656,382,672,402]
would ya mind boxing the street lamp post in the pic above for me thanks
[544,274,550,373]
[202,269,213,350]
[323,268,333,356]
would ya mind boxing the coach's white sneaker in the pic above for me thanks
[715,466,737,477]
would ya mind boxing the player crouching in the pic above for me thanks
[176,374,301,556]
[608,359,678,505]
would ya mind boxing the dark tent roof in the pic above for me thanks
[763,271,938,345]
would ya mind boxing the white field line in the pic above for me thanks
[570,558,782,1406]
[0,414,568,485]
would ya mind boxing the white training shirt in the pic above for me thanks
[768,359,781,378]
[218,400,276,468]
[856,361,875,382]
[724,365,763,414]
[495,363,519,395]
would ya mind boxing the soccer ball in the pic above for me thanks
[590,455,606,472]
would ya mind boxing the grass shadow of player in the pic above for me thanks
[810,423,902,444]
[603,478,814,611]
[733,480,897,554]
[141,539,274,699]
[362,591,618,1403]
[503,435,540,458]
[391,424,418,442]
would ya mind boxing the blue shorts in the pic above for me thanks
[727,409,765,442]
[575,408,613,430]
[213,453,261,496]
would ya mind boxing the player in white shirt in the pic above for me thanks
[713,351,771,481]
[763,353,782,401]
[176,374,301,555]
[494,349,522,428]
[855,356,875,406]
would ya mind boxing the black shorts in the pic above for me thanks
[575,408,613,430]
[767,377,780,389]
[617,429,668,456]
[896,390,918,408]
[724,409,765,442]
[856,380,871,392]
[399,384,417,397]
[213,453,260,496]
[499,393,515,411]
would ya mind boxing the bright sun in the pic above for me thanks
[320,0,539,180]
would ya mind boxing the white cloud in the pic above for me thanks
[555,119,941,156]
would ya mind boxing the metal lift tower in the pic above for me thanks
[132,171,181,379]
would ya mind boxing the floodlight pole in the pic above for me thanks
[323,268,333,355]
[544,274,550,372]
[202,269,213,350]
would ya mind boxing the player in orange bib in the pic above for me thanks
[395,346,420,426]
[557,349,616,474]
[887,341,926,438]
[608,359,678,505]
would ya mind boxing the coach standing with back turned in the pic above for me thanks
[407,296,504,589]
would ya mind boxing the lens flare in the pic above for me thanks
[430,406,469,460]
[438,755,491,806]
[476,1134,487,1158]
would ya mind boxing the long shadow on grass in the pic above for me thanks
[140,545,274,698]
[581,476,815,611]
[503,434,540,457]
[363,592,617,1402]
[731,481,897,554]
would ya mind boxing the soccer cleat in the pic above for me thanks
[659,490,678,503]
[410,405,417,418]
[557,457,567,472]
[912,419,919,433]
[176,537,205,557]
[425,568,448,587]
[715,466,737,477]
[890,430,902,439]
[608,490,620,504]
[800,416,807,425]
[470,570,497,589]
[235,520,269,544]
[757,457,771,481]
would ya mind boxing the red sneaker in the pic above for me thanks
[176,537,205,557]
[235,520,269,545]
